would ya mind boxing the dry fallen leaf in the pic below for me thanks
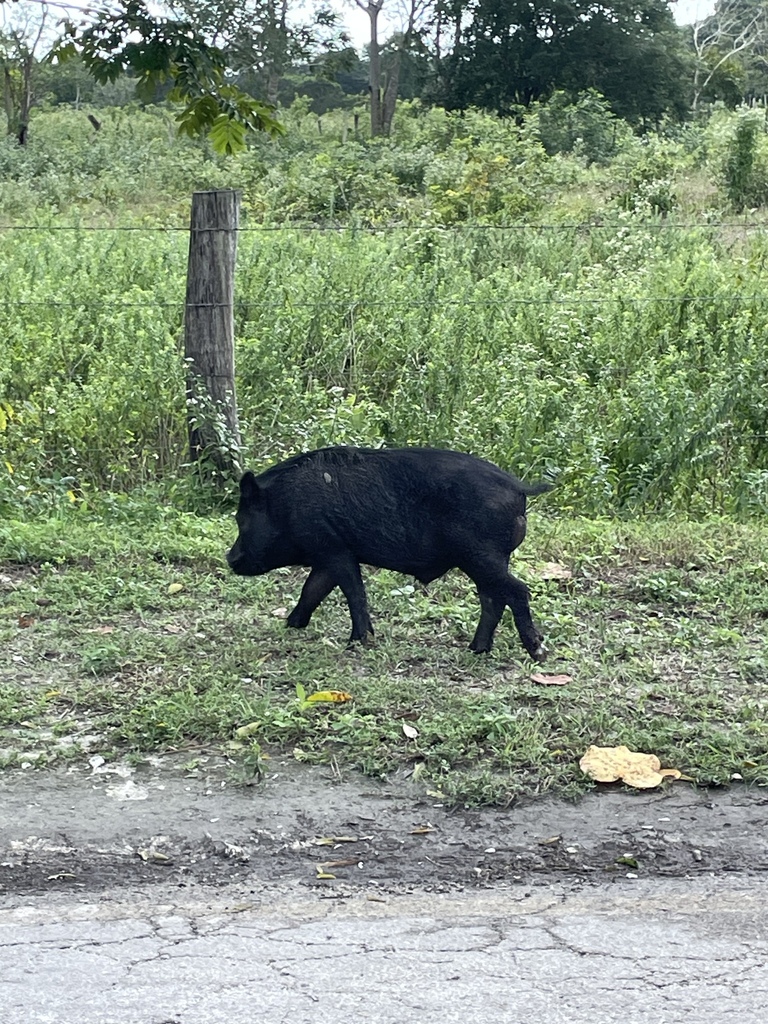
[137,847,173,864]
[580,745,683,790]
[17,614,36,628]
[538,562,573,581]
[86,625,115,635]
[306,690,353,704]
[235,722,260,739]
[312,836,359,845]
[318,858,359,869]
[530,673,573,686]
[402,723,419,740]
[167,582,184,595]
[271,607,288,618]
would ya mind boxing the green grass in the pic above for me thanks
[1,505,766,805]
[3,217,768,517]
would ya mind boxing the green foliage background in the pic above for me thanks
[1,99,768,518]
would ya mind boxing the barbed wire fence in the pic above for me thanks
[1,212,767,509]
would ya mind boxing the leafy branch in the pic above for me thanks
[51,0,285,151]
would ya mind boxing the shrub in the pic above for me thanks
[532,89,634,166]
[706,107,768,211]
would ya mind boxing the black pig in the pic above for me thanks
[227,446,551,661]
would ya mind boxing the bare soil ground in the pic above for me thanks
[2,755,768,904]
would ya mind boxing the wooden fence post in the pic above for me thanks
[184,189,242,480]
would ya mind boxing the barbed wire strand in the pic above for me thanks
[1,294,768,309]
[0,221,766,233]
[10,432,766,455]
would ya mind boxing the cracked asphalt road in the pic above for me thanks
[3,881,768,1023]
[2,760,768,1022]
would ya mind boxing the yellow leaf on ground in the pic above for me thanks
[306,690,353,703]
[167,583,184,595]
[580,745,683,789]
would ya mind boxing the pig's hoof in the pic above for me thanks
[469,643,490,655]
[531,643,548,664]
[347,632,372,647]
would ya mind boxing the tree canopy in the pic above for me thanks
[431,0,692,124]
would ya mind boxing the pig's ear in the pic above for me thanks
[239,471,262,505]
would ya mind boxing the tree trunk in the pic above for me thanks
[17,55,33,146]
[184,189,242,482]
[266,66,280,105]
[381,58,400,136]
[382,28,413,137]
[3,67,15,137]
[265,0,289,106]
[381,6,418,136]
[367,2,384,136]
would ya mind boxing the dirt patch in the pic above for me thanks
[2,757,768,902]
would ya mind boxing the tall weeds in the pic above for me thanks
[2,218,767,516]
